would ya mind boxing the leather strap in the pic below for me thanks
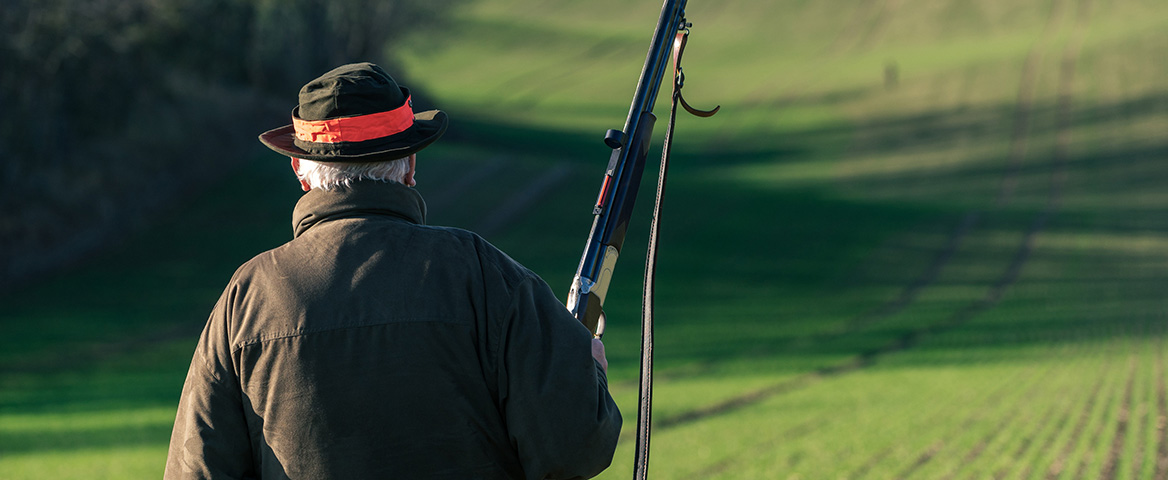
[632,25,719,480]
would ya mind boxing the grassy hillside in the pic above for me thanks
[3,0,1168,478]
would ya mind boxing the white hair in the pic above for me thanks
[295,157,410,191]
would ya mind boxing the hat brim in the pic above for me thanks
[259,110,448,162]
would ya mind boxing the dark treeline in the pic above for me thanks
[0,0,461,287]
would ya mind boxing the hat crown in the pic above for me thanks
[296,62,409,121]
[259,61,448,162]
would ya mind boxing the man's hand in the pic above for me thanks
[591,338,608,373]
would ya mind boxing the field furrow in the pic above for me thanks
[997,0,1068,206]
[938,352,1088,480]
[1100,356,1139,479]
[984,360,1083,480]
[1016,350,1113,480]
[850,362,1041,478]
[1154,341,1168,479]
[1124,338,1153,480]
[1043,350,1121,480]
[1071,353,1135,480]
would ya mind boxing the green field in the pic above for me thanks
[4,0,1168,478]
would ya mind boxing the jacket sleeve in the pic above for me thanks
[497,275,623,480]
[165,286,257,480]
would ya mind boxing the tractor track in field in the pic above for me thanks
[649,0,1083,445]
[654,113,1070,438]
[944,4,1096,474]
[998,0,1069,206]
[835,211,979,335]
[993,2,1094,477]
[851,0,1073,335]
[823,0,1068,341]
[739,0,1059,359]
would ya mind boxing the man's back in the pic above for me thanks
[166,181,621,479]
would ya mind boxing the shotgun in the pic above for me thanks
[566,0,691,337]
[566,2,717,477]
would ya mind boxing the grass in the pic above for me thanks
[4,0,1168,478]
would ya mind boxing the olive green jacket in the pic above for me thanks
[165,180,621,479]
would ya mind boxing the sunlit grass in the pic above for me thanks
[5,0,1168,478]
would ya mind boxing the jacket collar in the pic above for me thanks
[292,180,427,238]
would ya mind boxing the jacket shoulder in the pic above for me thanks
[419,224,539,289]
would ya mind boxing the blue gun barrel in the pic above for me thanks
[566,0,688,336]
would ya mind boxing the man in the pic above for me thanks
[165,62,622,479]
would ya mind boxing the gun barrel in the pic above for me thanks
[568,0,688,334]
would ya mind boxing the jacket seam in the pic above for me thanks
[232,316,467,351]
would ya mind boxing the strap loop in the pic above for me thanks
[671,31,721,118]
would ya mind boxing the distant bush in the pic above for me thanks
[0,0,462,286]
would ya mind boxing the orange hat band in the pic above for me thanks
[292,96,414,144]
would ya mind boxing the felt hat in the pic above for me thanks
[259,62,448,162]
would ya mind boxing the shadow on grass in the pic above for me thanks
[586,88,1168,381]
[0,417,175,456]
[1,85,1167,457]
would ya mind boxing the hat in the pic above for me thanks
[259,62,448,162]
